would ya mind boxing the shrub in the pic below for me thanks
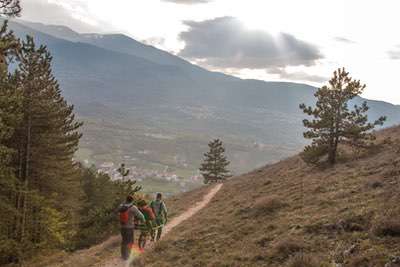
[365,177,384,189]
[337,213,369,232]
[347,256,372,267]
[372,216,400,237]
[285,253,320,267]
[253,196,287,217]
[273,238,305,259]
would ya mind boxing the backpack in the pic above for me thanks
[150,200,164,217]
[140,206,156,221]
[118,204,132,225]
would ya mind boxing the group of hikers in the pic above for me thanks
[118,192,168,260]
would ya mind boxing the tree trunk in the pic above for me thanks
[14,148,23,240]
[330,94,343,165]
[20,110,31,242]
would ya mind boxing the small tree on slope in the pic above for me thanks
[200,139,231,184]
[299,68,386,165]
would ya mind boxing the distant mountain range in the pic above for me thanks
[5,19,400,176]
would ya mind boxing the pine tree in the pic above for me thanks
[75,166,137,249]
[200,139,231,184]
[117,163,130,181]
[344,101,385,154]
[299,68,385,165]
[0,22,22,264]
[7,36,83,258]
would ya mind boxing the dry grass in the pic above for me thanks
[252,195,288,216]
[272,237,306,260]
[135,126,400,266]
[285,253,320,267]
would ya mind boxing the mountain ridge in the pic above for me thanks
[4,18,400,187]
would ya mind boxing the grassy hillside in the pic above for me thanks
[135,126,400,267]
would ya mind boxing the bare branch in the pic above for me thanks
[0,0,21,17]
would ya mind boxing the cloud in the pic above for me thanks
[388,45,400,60]
[268,67,327,83]
[334,36,356,44]
[142,37,166,47]
[161,0,212,4]
[178,17,323,70]
[20,0,110,33]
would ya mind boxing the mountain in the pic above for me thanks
[5,19,400,185]
[135,126,400,267]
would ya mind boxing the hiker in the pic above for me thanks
[150,193,168,241]
[118,195,145,260]
[137,199,156,248]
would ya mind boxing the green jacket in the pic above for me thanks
[150,200,167,219]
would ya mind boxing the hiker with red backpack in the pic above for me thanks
[118,195,145,260]
[150,193,168,241]
[137,199,156,248]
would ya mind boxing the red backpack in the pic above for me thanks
[118,204,132,225]
[140,206,156,221]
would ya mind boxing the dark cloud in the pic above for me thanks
[178,17,323,69]
[334,36,356,44]
[268,68,327,83]
[161,0,212,4]
[20,0,108,33]
[388,45,400,60]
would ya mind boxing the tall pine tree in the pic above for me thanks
[299,68,385,165]
[200,139,231,184]
[0,21,22,263]
[7,36,83,259]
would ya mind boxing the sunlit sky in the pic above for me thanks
[21,0,400,104]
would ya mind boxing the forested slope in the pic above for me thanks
[0,22,137,265]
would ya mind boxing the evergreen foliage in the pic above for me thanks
[200,139,231,184]
[0,21,23,264]
[299,68,386,165]
[74,166,134,249]
[0,21,140,264]
[117,163,130,180]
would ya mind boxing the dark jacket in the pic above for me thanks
[118,203,145,229]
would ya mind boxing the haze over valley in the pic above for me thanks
[5,19,400,194]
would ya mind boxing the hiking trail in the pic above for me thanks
[98,183,223,267]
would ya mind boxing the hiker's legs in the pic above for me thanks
[147,221,155,242]
[120,228,134,260]
[139,231,147,251]
[155,218,164,241]
[150,227,155,241]
[156,226,163,241]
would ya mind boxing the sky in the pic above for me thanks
[20,0,400,104]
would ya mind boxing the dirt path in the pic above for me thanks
[98,183,223,267]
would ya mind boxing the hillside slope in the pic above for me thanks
[135,126,400,266]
